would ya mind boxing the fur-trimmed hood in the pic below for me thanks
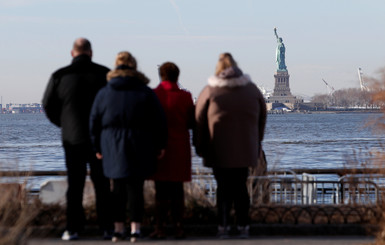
[208,74,251,88]
[107,69,150,85]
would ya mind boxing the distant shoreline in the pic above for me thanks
[1,109,382,115]
[268,109,382,115]
[300,109,381,114]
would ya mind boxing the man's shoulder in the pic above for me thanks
[51,61,109,78]
[90,61,110,73]
[51,64,72,78]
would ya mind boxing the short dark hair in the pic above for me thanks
[159,62,179,83]
[73,38,92,53]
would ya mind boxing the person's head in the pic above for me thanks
[71,38,92,58]
[215,52,238,76]
[159,62,180,83]
[115,51,137,70]
[107,51,149,84]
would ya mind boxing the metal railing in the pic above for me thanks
[0,169,384,206]
[248,172,383,205]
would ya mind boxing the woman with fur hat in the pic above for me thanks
[194,53,267,239]
[90,51,167,242]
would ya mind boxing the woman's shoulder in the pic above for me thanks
[95,85,108,99]
[178,88,193,99]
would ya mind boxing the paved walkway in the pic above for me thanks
[29,236,375,245]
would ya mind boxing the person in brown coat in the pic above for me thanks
[194,53,267,239]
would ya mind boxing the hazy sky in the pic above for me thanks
[1,0,384,103]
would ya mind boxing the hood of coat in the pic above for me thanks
[208,73,251,88]
[107,68,150,90]
[157,80,179,91]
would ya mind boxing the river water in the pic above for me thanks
[0,112,384,186]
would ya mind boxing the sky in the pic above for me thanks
[1,0,385,104]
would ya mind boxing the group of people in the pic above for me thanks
[42,37,267,242]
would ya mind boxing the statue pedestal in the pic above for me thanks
[273,71,291,96]
[265,70,303,110]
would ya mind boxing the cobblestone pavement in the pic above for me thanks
[28,236,375,245]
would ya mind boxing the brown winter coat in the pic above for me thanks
[194,73,267,168]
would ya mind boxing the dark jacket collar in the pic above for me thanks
[72,54,92,64]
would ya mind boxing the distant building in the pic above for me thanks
[4,103,44,114]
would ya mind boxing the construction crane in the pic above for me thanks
[357,68,369,91]
[322,78,335,96]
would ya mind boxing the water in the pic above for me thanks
[0,114,63,171]
[1,113,384,185]
[263,112,385,170]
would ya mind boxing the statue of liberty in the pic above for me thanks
[274,27,287,71]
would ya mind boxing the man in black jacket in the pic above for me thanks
[42,38,112,241]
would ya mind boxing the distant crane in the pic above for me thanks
[357,68,369,91]
[322,78,335,96]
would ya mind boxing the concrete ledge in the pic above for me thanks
[28,223,379,239]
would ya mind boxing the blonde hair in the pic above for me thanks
[115,51,137,70]
[215,52,238,76]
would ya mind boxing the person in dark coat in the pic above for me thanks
[149,62,194,239]
[42,38,113,241]
[89,51,167,243]
[195,53,267,239]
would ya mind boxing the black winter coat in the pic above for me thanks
[42,55,109,145]
[89,68,167,179]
